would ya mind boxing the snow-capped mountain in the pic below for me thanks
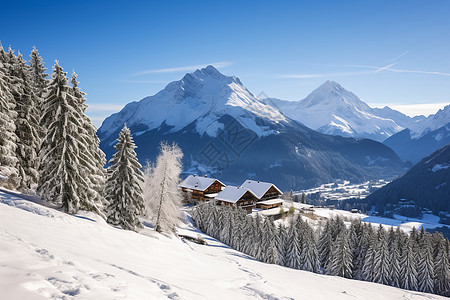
[98,67,407,190]
[407,105,450,139]
[101,65,287,139]
[265,81,404,142]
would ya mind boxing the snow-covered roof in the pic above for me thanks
[257,199,284,206]
[215,186,257,204]
[204,193,219,198]
[240,180,282,199]
[180,175,225,192]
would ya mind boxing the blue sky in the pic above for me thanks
[2,0,449,126]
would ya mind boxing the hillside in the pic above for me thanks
[98,67,407,190]
[0,191,445,299]
[366,144,450,218]
[384,122,450,164]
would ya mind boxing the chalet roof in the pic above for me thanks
[179,175,225,192]
[240,180,283,199]
[257,198,284,205]
[215,186,257,204]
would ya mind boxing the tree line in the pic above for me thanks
[192,203,450,296]
[0,44,183,233]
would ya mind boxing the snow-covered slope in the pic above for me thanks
[0,191,445,299]
[384,122,450,163]
[366,143,450,217]
[265,81,404,142]
[100,65,286,138]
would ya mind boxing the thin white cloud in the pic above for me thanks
[326,64,450,77]
[279,63,395,79]
[387,50,410,62]
[132,61,233,76]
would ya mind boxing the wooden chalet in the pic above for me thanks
[215,186,258,213]
[180,175,225,201]
[240,180,283,201]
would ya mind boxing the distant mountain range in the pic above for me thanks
[97,66,407,190]
[264,81,403,142]
[366,144,450,218]
[384,108,450,164]
[265,81,449,163]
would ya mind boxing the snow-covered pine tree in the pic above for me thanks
[145,142,183,233]
[388,227,401,288]
[433,239,450,296]
[219,207,233,245]
[276,224,288,266]
[105,124,144,231]
[70,72,106,209]
[353,223,373,280]
[231,211,245,251]
[361,233,377,282]
[241,214,256,256]
[349,219,362,278]
[28,46,48,100]
[318,219,333,271]
[301,222,320,273]
[400,235,418,291]
[9,53,40,190]
[0,61,19,189]
[251,214,266,261]
[38,61,103,214]
[261,217,279,264]
[372,228,391,285]
[328,228,353,278]
[418,235,435,294]
[285,216,302,269]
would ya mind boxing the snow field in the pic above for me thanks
[0,191,446,299]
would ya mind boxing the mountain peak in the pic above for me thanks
[319,80,343,91]
[301,80,367,110]
[191,65,226,80]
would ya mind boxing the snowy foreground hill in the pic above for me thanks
[0,191,445,300]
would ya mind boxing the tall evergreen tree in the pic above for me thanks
[433,239,450,296]
[28,46,48,99]
[0,62,19,189]
[301,223,320,273]
[372,229,391,285]
[70,72,106,208]
[261,217,279,264]
[388,227,401,288]
[318,219,333,271]
[362,234,377,282]
[38,61,102,214]
[105,125,144,231]
[400,236,418,291]
[285,216,302,269]
[328,228,353,278]
[418,235,435,294]
[9,53,40,190]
